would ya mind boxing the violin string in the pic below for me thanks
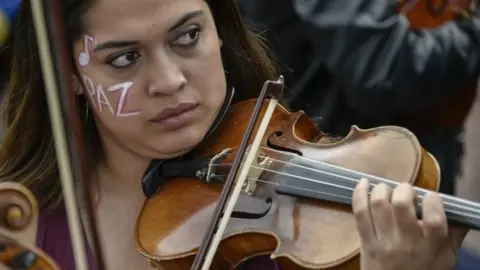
[214,164,480,219]
[213,146,480,207]
[208,153,480,216]
[241,177,480,221]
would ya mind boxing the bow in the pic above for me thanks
[28,0,105,269]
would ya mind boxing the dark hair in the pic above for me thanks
[0,35,13,89]
[0,0,277,209]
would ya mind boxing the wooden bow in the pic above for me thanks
[28,0,105,269]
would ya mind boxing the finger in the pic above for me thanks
[391,183,422,241]
[352,178,376,244]
[449,227,470,250]
[369,183,394,240]
[422,192,449,243]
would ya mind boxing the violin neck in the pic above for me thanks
[436,192,480,230]
[273,155,480,230]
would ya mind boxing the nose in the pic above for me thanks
[147,53,187,96]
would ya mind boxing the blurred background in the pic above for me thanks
[0,0,21,134]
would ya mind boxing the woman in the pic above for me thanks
[1,0,468,269]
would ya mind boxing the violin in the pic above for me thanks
[397,0,477,28]
[135,77,480,269]
[0,183,59,269]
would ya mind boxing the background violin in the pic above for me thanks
[397,0,477,28]
[0,182,59,270]
[135,78,480,269]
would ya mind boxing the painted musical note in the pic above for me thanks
[78,35,96,67]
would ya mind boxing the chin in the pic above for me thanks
[153,125,209,159]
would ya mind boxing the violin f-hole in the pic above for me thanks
[228,197,272,220]
[267,132,302,156]
[426,0,449,17]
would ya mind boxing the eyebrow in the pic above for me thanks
[169,10,204,32]
[93,10,205,52]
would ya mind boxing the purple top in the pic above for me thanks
[36,205,280,269]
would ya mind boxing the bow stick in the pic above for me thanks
[28,0,105,269]
[191,77,284,270]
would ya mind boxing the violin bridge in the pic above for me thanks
[240,147,271,195]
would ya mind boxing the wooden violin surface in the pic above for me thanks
[0,182,59,270]
[135,99,440,269]
[398,0,473,29]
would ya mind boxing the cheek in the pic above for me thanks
[81,75,142,118]
[190,41,227,107]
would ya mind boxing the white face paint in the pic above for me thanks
[107,82,141,117]
[82,75,141,117]
[78,35,96,67]
[78,34,141,118]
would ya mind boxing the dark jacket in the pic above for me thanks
[237,0,480,194]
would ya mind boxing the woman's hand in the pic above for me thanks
[352,178,469,270]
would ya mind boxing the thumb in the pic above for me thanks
[449,227,469,249]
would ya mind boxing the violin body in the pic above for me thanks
[398,0,473,29]
[135,99,440,269]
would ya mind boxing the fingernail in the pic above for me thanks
[359,178,369,186]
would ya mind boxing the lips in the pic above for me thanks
[150,103,199,130]
[151,103,198,122]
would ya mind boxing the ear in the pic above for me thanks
[72,74,83,95]
[219,38,223,48]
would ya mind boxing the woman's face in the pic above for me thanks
[73,0,226,160]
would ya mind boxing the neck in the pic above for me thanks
[96,138,151,195]
[273,153,480,230]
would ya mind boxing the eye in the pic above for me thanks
[173,27,201,47]
[108,51,140,69]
